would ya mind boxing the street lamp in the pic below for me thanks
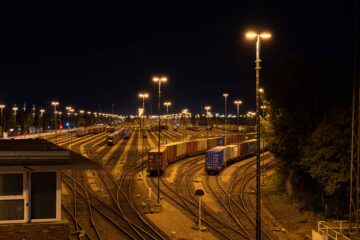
[12,105,18,134]
[246,30,271,240]
[79,110,85,127]
[234,100,242,157]
[39,109,45,135]
[51,101,59,133]
[0,104,5,136]
[138,92,149,179]
[223,93,229,138]
[58,112,62,129]
[204,105,211,141]
[234,100,242,126]
[164,101,171,143]
[152,76,167,205]
[138,92,149,134]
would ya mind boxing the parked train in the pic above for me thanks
[147,133,257,175]
[107,126,117,132]
[76,125,107,137]
[205,139,265,174]
[107,128,124,146]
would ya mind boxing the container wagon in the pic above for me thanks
[163,141,186,163]
[205,146,233,174]
[148,146,168,176]
[185,139,207,156]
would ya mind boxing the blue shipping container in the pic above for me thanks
[205,149,224,173]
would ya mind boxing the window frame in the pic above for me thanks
[30,170,61,222]
[0,171,28,224]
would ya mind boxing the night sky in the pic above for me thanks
[0,1,355,115]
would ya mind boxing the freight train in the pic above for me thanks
[75,125,107,137]
[147,133,257,175]
[205,139,265,174]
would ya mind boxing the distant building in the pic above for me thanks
[0,139,101,240]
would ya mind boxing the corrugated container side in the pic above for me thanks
[197,139,207,153]
[207,138,217,149]
[176,142,186,159]
[186,140,197,156]
[225,136,231,145]
[228,145,238,159]
[166,144,176,163]
[223,146,231,165]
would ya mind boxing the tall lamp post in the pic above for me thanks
[223,93,229,138]
[51,101,59,133]
[13,105,18,135]
[152,76,167,205]
[0,104,5,137]
[204,105,211,140]
[51,101,59,144]
[234,100,242,158]
[39,108,45,137]
[164,101,171,143]
[138,92,149,178]
[139,93,149,129]
[245,30,271,240]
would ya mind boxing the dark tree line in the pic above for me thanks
[263,56,352,218]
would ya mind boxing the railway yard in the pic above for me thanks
[45,125,294,240]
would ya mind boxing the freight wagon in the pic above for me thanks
[148,147,168,175]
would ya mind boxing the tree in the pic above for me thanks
[263,56,351,215]
[301,108,350,195]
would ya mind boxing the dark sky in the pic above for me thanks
[0,1,356,115]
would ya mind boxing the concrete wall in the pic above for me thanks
[0,221,69,240]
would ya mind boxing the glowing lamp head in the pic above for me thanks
[152,76,167,83]
[223,93,229,98]
[246,31,272,40]
[245,32,257,39]
[260,32,272,39]
[234,100,242,105]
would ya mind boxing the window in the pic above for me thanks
[0,173,25,223]
[31,172,56,220]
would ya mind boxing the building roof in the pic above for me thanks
[0,139,102,171]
